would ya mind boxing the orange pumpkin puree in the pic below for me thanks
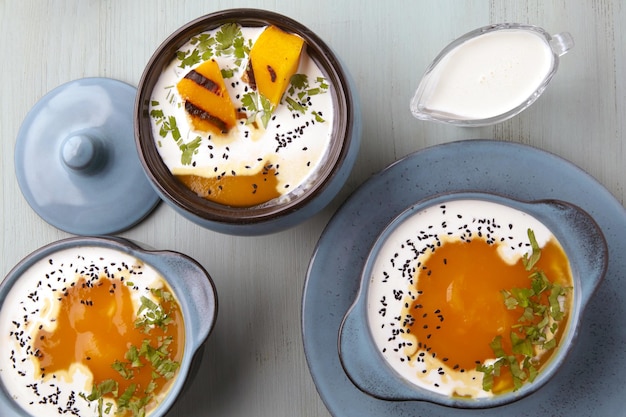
[34,276,184,414]
[405,237,571,393]
[176,166,281,207]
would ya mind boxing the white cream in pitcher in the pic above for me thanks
[414,29,554,120]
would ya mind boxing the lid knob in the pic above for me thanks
[61,133,105,172]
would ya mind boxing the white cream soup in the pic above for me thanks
[149,24,334,207]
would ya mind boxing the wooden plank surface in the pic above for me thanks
[1,1,624,416]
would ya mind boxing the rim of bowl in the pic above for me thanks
[0,236,217,417]
[135,8,356,225]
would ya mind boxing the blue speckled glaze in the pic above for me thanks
[303,139,626,417]
[339,191,607,408]
[0,236,217,417]
[15,78,161,235]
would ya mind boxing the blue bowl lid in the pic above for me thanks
[15,78,160,235]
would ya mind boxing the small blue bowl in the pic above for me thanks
[0,236,217,417]
[339,191,607,408]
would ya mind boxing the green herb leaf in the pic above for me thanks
[241,92,274,129]
[527,362,538,382]
[549,284,565,320]
[125,345,143,368]
[477,363,495,391]
[285,96,306,113]
[522,228,541,270]
[312,110,326,123]
[510,332,533,357]
[116,383,137,410]
[135,294,173,333]
[290,73,308,90]
[543,338,557,351]
[180,136,202,165]
[241,92,258,112]
[221,67,235,79]
[149,108,164,119]
[112,360,133,380]
[215,23,239,51]
[479,228,570,393]
[489,335,506,358]
[178,49,203,69]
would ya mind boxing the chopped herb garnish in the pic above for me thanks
[81,288,180,417]
[241,91,274,129]
[150,98,203,165]
[180,136,202,165]
[284,73,329,121]
[477,229,570,392]
[178,33,215,68]
[176,23,250,69]
[522,229,541,270]
[135,293,174,333]
[125,345,143,368]
[112,359,134,380]
[149,23,332,170]
[221,67,235,79]
[80,379,118,417]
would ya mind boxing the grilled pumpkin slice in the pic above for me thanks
[248,25,305,107]
[177,59,237,134]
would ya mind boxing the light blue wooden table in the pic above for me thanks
[1,1,624,416]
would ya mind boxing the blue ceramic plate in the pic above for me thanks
[303,139,626,416]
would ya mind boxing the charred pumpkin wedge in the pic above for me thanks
[177,59,237,134]
[248,25,305,106]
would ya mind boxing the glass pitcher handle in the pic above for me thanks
[550,32,574,57]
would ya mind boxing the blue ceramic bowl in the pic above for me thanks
[135,9,361,236]
[339,191,607,408]
[0,236,217,417]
